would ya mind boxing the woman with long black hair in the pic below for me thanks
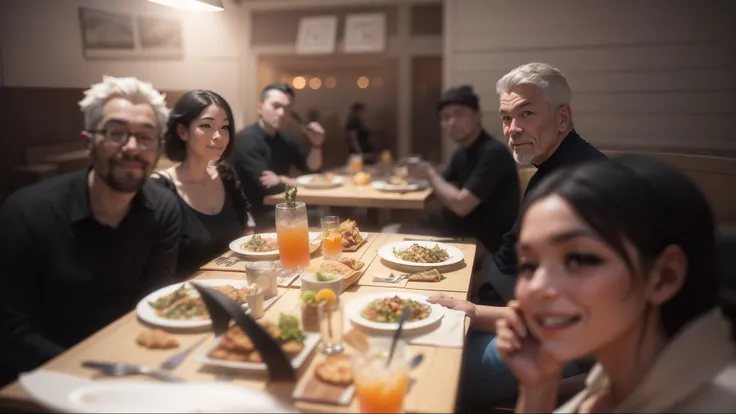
[496,155,736,412]
[153,90,253,279]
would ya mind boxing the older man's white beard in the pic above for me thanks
[510,145,539,165]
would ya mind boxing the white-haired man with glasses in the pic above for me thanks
[0,76,182,387]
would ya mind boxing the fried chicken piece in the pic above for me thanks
[282,341,305,357]
[215,285,249,304]
[136,329,179,350]
[258,320,282,339]
[339,219,364,248]
[224,326,256,353]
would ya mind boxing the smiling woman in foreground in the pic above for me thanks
[496,155,736,412]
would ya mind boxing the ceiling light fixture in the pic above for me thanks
[148,0,224,12]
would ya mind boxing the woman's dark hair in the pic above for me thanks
[164,90,236,163]
[519,154,718,339]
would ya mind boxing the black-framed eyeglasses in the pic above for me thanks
[86,129,162,151]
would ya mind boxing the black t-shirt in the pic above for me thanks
[346,117,372,154]
[440,131,520,252]
[0,168,181,381]
[231,122,312,213]
[492,129,609,274]
[152,166,247,279]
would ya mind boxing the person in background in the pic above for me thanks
[152,90,253,279]
[231,83,325,230]
[0,76,181,387]
[345,102,376,164]
[498,155,736,412]
[407,85,520,254]
[428,63,607,409]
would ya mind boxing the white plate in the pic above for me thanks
[371,180,428,192]
[230,232,322,257]
[345,292,445,331]
[197,332,320,371]
[19,370,295,413]
[296,174,345,189]
[378,240,464,268]
[135,279,250,330]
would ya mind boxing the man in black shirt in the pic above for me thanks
[427,63,607,408]
[231,83,326,224]
[408,86,519,253]
[0,76,181,386]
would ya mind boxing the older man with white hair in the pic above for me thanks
[0,76,181,386]
[428,63,607,409]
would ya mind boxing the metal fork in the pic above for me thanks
[82,361,184,383]
[160,337,206,371]
[214,254,233,265]
[373,273,409,283]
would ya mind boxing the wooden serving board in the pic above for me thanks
[342,237,367,252]
[292,373,355,405]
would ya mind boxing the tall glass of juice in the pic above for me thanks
[352,338,412,413]
[275,201,311,270]
[321,216,342,260]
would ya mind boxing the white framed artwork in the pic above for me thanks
[343,13,386,53]
[296,16,338,55]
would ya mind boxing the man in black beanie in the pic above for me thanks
[407,85,520,255]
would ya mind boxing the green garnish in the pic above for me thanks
[300,290,316,303]
[285,185,298,208]
[278,313,306,343]
[316,272,337,282]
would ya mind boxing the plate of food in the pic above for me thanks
[136,279,251,329]
[378,240,464,268]
[296,173,344,189]
[230,232,322,257]
[345,292,445,331]
[19,370,298,413]
[371,178,428,192]
[197,314,320,371]
[339,219,368,252]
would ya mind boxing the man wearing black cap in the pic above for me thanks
[408,85,519,254]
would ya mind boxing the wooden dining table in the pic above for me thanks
[263,175,433,210]
[0,232,476,413]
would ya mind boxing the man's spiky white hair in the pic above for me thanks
[78,75,170,131]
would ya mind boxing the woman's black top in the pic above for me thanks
[152,163,250,279]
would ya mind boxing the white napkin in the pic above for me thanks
[403,308,466,348]
[343,308,466,349]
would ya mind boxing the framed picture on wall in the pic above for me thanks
[78,7,183,59]
[344,13,386,54]
[78,7,135,52]
[296,16,338,55]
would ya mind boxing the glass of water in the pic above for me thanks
[318,300,345,355]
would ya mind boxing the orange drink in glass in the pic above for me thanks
[321,216,342,259]
[353,338,412,413]
[348,154,364,173]
[275,202,310,270]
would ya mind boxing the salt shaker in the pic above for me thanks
[246,261,278,298]
[247,284,265,319]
